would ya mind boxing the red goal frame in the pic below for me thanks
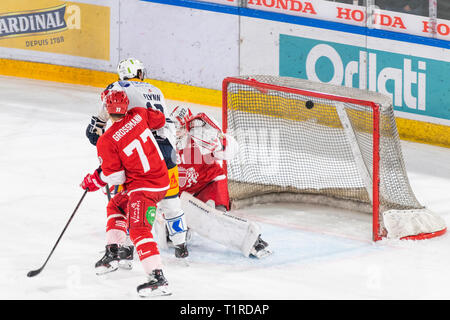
[222,77,446,241]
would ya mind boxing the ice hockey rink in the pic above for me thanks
[1,75,450,300]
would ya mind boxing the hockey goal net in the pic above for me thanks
[222,75,446,241]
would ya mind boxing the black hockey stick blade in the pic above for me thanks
[27,269,43,278]
[27,189,88,278]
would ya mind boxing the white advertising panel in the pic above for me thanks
[119,1,239,89]
[0,0,449,126]
[240,15,450,125]
[0,0,120,71]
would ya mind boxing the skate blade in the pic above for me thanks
[95,266,118,275]
[118,260,133,270]
[251,248,273,259]
[173,255,190,267]
[95,261,119,275]
[138,286,172,298]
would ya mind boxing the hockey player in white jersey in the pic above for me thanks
[86,58,188,273]
[153,106,272,259]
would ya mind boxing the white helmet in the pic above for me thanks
[169,106,193,128]
[117,58,146,80]
[169,106,192,150]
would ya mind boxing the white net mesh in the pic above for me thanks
[224,75,446,240]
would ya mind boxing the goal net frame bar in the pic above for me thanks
[222,76,446,242]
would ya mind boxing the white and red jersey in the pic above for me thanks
[177,137,235,195]
[177,135,243,195]
[97,79,176,147]
[98,79,168,121]
[97,107,169,194]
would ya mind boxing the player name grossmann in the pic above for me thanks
[179,303,269,317]
[112,114,143,142]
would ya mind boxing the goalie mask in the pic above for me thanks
[117,58,146,80]
[170,106,193,150]
[170,106,192,127]
[187,113,222,155]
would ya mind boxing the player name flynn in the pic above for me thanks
[179,304,270,317]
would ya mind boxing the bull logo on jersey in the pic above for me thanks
[178,167,199,189]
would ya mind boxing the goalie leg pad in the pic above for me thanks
[180,192,260,257]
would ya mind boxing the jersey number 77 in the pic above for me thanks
[123,128,164,173]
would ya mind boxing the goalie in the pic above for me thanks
[156,106,272,259]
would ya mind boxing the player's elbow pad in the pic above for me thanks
[100,170,126,186]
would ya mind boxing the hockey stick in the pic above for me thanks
[105,183,112,201]
[27,189,88,277]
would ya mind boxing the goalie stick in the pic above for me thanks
[27,189,88,277]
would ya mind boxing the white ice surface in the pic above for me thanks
[1,76,450,300]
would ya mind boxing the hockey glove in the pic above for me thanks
[81,168,107,192]
[86,116,107,146]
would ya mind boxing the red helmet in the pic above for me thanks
[105,90,129,115]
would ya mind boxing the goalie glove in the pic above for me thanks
[213,133,239,160]
[86,116,107,146]
[187,113,222,155]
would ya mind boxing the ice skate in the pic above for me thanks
[249,236,272,259]
[95,244,120,275]
[174,242,189,259]
[95,244,134,275]
[137,269,172,297]
[118,245,134,270]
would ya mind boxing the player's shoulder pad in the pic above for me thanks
[96,131,108,147]
[104,81,118,90]
[129,107,148,117]
[142,81,164,94]
[117,80,131,88]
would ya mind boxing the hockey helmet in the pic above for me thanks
[170,106,193,128]
[105,90,129,115]
[117,58,146,80]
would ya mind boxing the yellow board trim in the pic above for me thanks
[0,58,448,148]
[396,117,450,148]
[0,58,221,107]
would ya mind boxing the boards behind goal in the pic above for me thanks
[222,75,446,241]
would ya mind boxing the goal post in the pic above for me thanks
[222,75,446,241]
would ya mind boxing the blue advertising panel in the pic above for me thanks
[280,34,450,120]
